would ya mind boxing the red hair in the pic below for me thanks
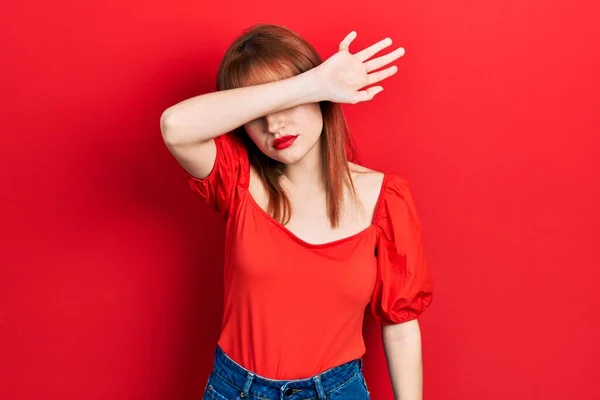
[216,24,358,228]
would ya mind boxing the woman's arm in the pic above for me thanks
[160,71,323,179]
[160,31,401,180]
[382,319,424,400]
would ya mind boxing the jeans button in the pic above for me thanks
[284,387,293,396]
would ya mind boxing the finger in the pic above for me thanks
[354,37,393,62]
[366,65,398,86]
[364,47,405,73]
[339,31,357,52]
[354,86,384,103]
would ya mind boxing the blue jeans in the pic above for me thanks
[203,345,371,400]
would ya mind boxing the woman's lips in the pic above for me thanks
[272,135,298,150]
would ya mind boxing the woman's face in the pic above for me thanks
[243,103,323,165]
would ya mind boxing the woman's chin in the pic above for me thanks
[267,146,308,165]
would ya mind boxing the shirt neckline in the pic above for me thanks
[243,173,389,249]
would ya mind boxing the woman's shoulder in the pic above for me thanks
[347,162,387,221]
[347,162,414,224]
[348,162,408,198]
[348,162,385,196]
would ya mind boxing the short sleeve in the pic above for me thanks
[187,132,249,217]
[370,175,434,325]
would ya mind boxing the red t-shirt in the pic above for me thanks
[187,132,433,379]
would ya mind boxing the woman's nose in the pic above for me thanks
[265,114,285,133]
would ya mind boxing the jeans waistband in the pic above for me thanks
[210,345,363,400]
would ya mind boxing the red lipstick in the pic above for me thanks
[272,135,298,150]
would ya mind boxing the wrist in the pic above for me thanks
[296,68,327,103]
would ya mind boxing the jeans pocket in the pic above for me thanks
[357,372,371,398]
[204,383,230,400]
[203,372,243,400]
[327,373,370,400]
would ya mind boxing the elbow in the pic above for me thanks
[160,107,210,147]
[160,108,176,143]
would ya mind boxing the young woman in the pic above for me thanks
[160,24,433,400]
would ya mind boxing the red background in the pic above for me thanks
[2,1,599,399]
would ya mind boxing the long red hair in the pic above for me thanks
[216,24,358,228]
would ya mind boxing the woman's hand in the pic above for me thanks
[313,31,405,104]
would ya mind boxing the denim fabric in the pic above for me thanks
[202,345,371,400]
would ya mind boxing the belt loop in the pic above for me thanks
[313,375,326,400]
[241,371,254,398]
[358,358,364,371]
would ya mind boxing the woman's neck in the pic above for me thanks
[281,140,325,192]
